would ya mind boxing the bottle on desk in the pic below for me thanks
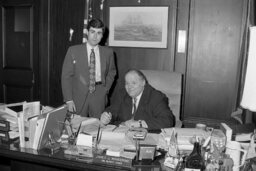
[174,155,185,171]
[185,142,205,171]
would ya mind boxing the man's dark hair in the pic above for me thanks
[87,18,105,33]
[125,69,148,84]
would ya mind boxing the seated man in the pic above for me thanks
[100,69,175,130]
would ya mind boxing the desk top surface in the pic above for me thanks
[0,140,170,171]
[0,141,131,171]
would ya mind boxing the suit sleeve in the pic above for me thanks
[144,95,175,130]
[105,87,126,125]
[105,49,116,92]
[61,47,75,102]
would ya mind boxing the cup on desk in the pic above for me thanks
[225,141,247,171]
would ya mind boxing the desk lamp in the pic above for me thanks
[240,26,256,122]
[240,26,256,161]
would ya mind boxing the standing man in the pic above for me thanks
[100,69,175,130]
[61,18,116,118]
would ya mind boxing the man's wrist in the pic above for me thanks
[65,100,73,104]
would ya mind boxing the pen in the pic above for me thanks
[76,123,82,137]
[95,125,101,149]
[112,125,119,132]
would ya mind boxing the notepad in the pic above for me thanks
[106,147,122,157]
[76,133,93,147]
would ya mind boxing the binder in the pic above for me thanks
[0,130,10,142]
[28,116,39,148]
[0,119,10,132]
[32,105,67,150]
[32,116,46,150]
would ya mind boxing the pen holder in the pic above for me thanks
[68,134,76,145]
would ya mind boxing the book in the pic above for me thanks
[28,116,39,148]
[32,116,46,149]
[37,105,67,150]
[93,153,133,168]
[0,107,18,131]
[0,130,19,141]
[0,130,9,141]
[23,101,40,120]
[0,119,10,132]
[17,112,25,147]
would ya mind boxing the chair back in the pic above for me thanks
[141,70,182,127]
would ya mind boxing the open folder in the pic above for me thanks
[32,105,67,150]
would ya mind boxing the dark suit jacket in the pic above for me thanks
[61,43,116,114]
[106,84,175,130]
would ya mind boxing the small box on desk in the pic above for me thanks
[138,144,156,161]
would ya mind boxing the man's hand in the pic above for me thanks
[100,112,112,125]
[66,100,76,113]
[124,119,139,128]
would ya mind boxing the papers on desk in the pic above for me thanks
[0,107,17,124]
[76,133,93,147]
[23,101,40,120]
[70,115,90,131]
[79,118,100,135]
[160,128,210,151]
[0,107,19,142]
[235,133,254,142]
[99,131,128,151]
[0,108,18,131]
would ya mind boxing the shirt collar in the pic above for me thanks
[134,88,144,104]
[87,43,99,52]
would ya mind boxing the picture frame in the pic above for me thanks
[108,6,169,48]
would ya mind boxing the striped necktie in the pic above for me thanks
[132,97,137,115]
[89,49,96,93]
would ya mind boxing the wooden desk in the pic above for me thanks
[0,141,133,171]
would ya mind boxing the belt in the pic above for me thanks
[95,81,102,85]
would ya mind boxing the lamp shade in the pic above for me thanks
[240,26,256,112]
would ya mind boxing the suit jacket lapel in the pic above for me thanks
[124,94,133,118]
[81,44,89,83]
[136,85,150,114]
[99,46,106,82]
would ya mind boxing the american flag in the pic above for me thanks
[83,0,93,43]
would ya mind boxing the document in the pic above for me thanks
[23,101,40,121]
[32,117,46,149]
[17,112,25,148]
[80,118,100,135]
[76,133,93,147]
[0,107,18,125]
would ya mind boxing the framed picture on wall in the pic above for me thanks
[108,6,169,48]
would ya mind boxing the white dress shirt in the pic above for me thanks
[87,44,101,82]
[132,91,143,114]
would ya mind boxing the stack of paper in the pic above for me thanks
[161,128,210,151]
[0,107,19,141]
[0,107,18,130]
